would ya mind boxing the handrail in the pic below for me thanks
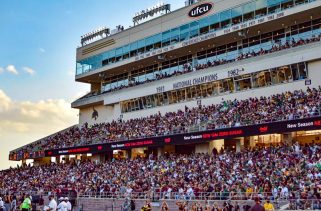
[76,191,313,201]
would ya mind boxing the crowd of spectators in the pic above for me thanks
[78,32,321,100]
[12,86,321,154]
[2,144,321,209]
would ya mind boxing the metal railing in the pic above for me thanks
[77,191,299,201]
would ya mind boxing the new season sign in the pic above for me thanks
[188,3,213,18]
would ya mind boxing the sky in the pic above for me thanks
[0,0,184,170]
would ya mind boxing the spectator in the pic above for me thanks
[263,200,274,211]
[250,198,265,211]
[130,199,136,211]
[11,195,17,211]
[20,194,31,211]
[161,201,169,211]
[65,198,72,211]
[0,197,4,211]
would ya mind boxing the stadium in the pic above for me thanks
[1,0,321,210]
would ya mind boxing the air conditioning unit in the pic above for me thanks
[185,0,199,6]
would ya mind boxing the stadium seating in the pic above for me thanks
[12,87,321,155]
[1,144,321,210]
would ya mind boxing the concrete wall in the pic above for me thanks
[195,143,210,154]
[308,59,321,87]
[76,198,257,211]
[79,103,121,125]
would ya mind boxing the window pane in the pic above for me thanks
[255,0,267,9]
[268,0,281,6]
[130,42,137,51]
[231,6,243,25]
[115,47,122,57]
[220,9,231,21]
[145,36,154,46]
[123,45,130,54]
[231,6,243,18]
[180,24,189,41]
[199,17,209,28]
[171,27,180,44]
[162,30,171,47]
[242,1,255,14]
[137,39,145,49]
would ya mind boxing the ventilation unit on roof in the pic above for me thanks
[185,0,199,6]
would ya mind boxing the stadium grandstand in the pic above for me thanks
[2,0,321,210]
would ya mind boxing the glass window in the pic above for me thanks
[220,78,234,93]
[137,39,145,53]
[298,62,307,79]
[115,47,123,61]
[267,0,281,14]
[220,10,231,28]
[243,1,255,21]
[180,24,189,42]
[231,6,243,25]
[189,21,199,38]
[130,42,137,51]
[235,76,252,91]
[115,47,122,56]
[281,0,294,9]
[290,64,299,80]
[270,68,278,84]
[212,82,220,95]
[108,49,116,63]
[199,17,209,35]
[295,0,308,4]
[154,33,162,49]
[253,72,266,87]
[171,27,180,44]
[208,14,220,31]
[277,65,292,82]
[130,42,138,57]
[255,0,267,18]
[162,30,171,47]
[123,44,130,59]
[145,36,154,52]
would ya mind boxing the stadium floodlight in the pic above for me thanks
[81,27,110,46]
[133,3,171,26]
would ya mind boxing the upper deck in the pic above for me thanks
[75,0,320,82]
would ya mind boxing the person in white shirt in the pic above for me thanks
[57,197,68,211]
[44,195,57,211]
[0,197,4,210]
[281,186,289,198]
[65,198,72,211]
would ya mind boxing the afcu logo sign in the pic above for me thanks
[188,3,213,18]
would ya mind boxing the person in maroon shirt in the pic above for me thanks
[250,198,265,211]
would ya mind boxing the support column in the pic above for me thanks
[65,155,70,164]
[282,132,295,145]
[55,156,61,164]
[157,147,164,158]
[249,136,256,148]
[236,139,241,153]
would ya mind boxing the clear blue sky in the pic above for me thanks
[0,0,184,170]
[0,0,184,102]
